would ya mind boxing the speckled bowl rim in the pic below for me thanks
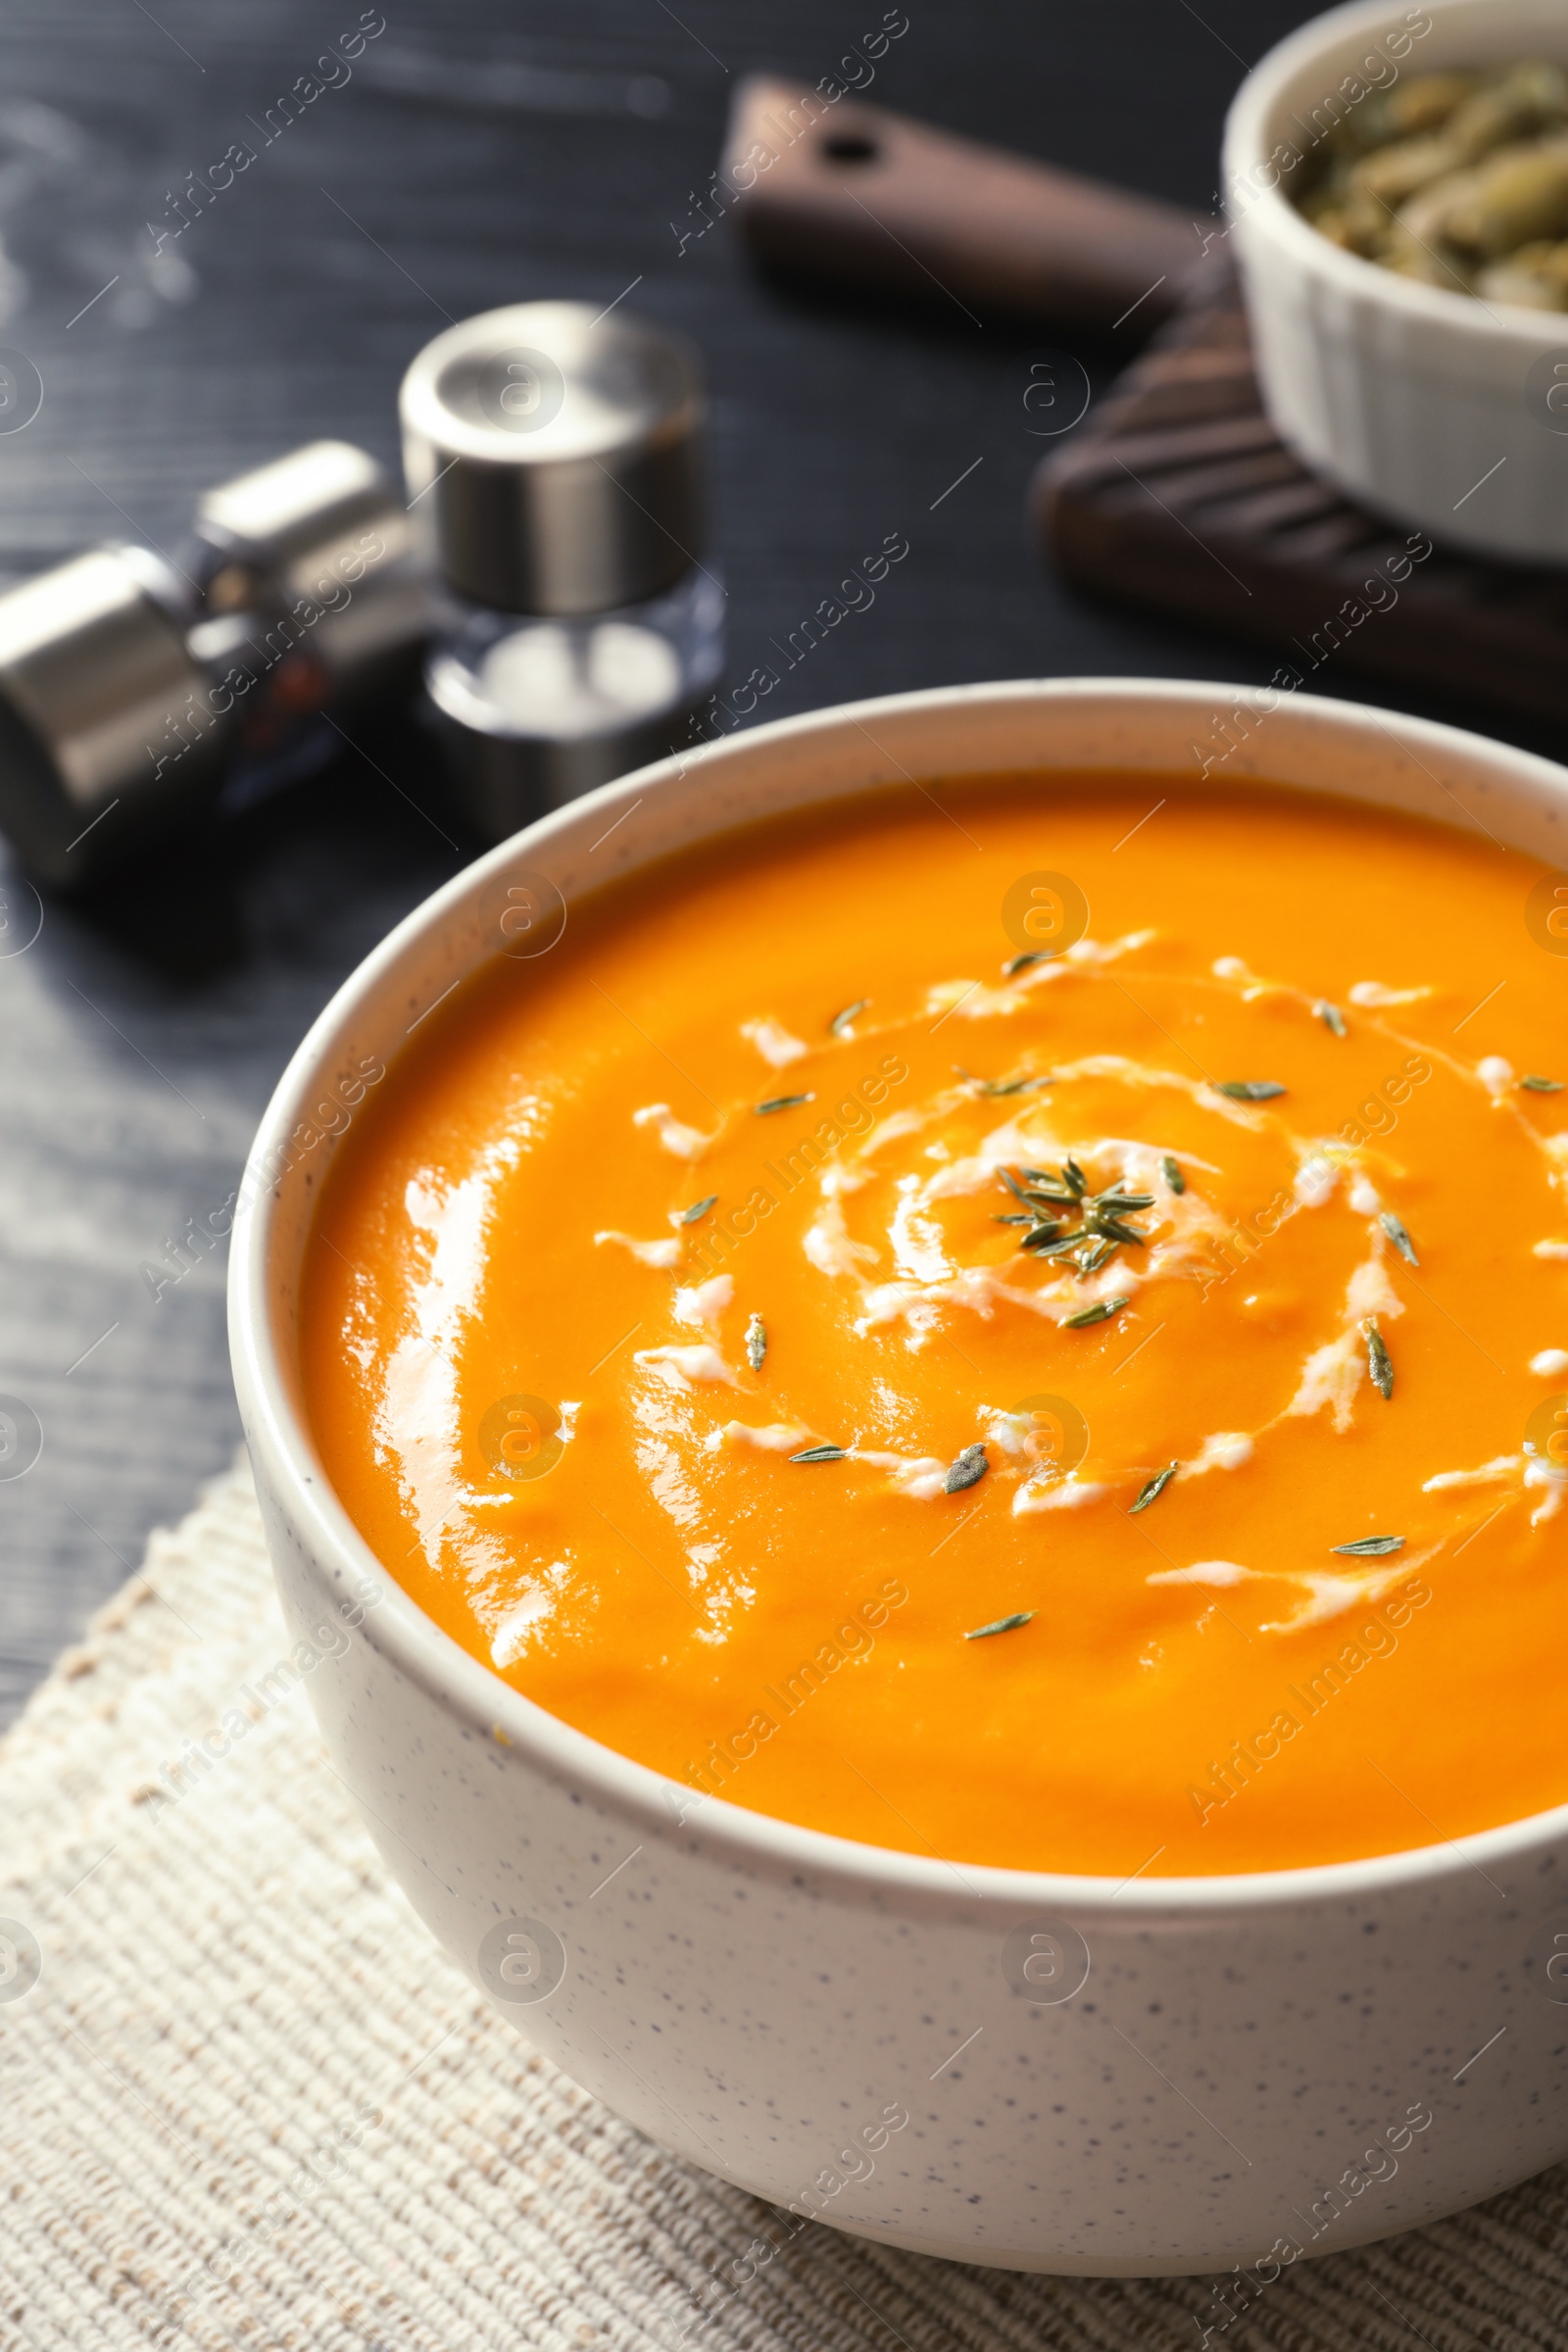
[1223,0,1568,349]
[230,675,1568,1922]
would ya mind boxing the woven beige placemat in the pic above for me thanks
[2,1458,1566,2352]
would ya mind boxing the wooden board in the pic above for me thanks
[1037,267,1568,731]
[722,74,1210,339]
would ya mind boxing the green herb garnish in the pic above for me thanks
[1009,1160,1156,1264]
[963,1610,1034,1640]
[676,1194,717,1225]
[789,1443,845,1463]
[746,1314,766,1372]
[1332,1534,1404,1556]
[756,1093,815,1115]
[957,1064,1046,1098]
[829,998,869,1035]
[1003,951,1053,976]
[1086,1212,1145,1248]
[1130,1461,1178,1513]
[944,1444,988,1494]
[994,1211,1034,1225]
[1315,1001,1347,1037]
[1161,1154,1186,1195]
[1381,1210,1419,1267]
[1364,1318,1394,1399]
[1520,1074,1564,1093]
[1215,1080,1287,1102]
[1064,1296,1130,1329]
[1023,1230,1089,1259]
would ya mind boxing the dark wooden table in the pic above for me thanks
[0,0,1543,1726]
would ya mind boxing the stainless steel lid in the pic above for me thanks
[195,440,402,603]
[399,301,706,615]
[0,545,231,883]
[194,439,430,702]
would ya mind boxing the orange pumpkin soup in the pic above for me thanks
[301,776,1568,1875]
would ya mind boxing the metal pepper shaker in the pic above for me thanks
[0,440,429,883]
[399,301,725,840]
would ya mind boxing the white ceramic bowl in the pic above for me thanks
[230,680,1568,2278]
[1224,0,1568,561]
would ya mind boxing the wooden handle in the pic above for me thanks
[721,75,1214,339]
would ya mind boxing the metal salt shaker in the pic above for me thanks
[400,300,724,840]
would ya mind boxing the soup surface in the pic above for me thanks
[301,775,1568,1875]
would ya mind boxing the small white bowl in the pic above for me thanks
[231,680,1568,2276]
[1224,0,1568,561]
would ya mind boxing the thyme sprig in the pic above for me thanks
[676,1194,717,1226]
[756,1093,814,1116]
[789,1443,846,1463]
[1332,1534,1404,1556]
[964,1610,1034,1639]
[1001,1156,1156,1278]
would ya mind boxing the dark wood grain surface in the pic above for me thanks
[0,0,1543,1728]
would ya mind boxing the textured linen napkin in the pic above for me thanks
[1,1458,1565,2352]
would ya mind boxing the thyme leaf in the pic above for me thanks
[1215,1080,1287,1102]
[1086,1212,1146,1247]
[1363,1318,1394,1400]
[1380,1210,1419,1267]
[1332,1534,1404,1556]
[957,1065,1045,1097]
[756,1093,814,1115]
[1063,1156,1088,1197]
[746,1314,766,1372]
[944,1444,988,1494]
[994,1211,1034,1225]
[1315,1001,1347,1037]
[963,1610,1034,1640]
[1161,1154,1186,1195]
[789,1443,846,1463]
[1130,1461,1178,1513]
[1093,1191,1155,1212]
[829,998,869,1035]
[676,1194,717,1225]
[1520,1074,1564,1093]
[1064,1296,1130,1328]
[1003,950,1053,976]
[1022,1229,1088,1258]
